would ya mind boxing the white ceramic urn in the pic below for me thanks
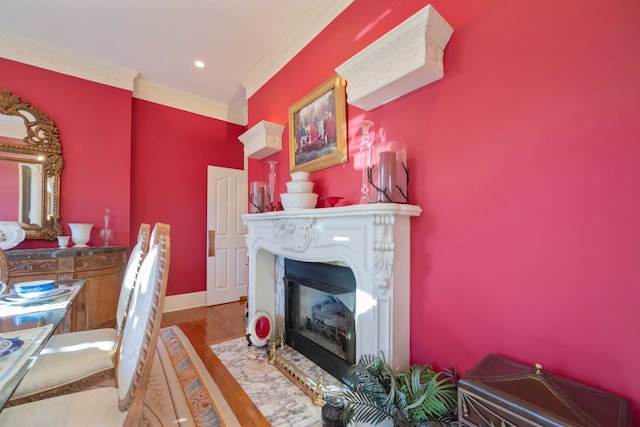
[69,223,93,247]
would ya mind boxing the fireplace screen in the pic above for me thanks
[285,259,356,382]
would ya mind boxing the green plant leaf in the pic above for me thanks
[341,388,394,425]
[342,354,459,426]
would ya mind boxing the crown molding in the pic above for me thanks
[335,5,453,111]
[133,79,247,125]
[0,30,139,91]
[242,0,354,99]
[0,30,247,124]
[2,0,354,126]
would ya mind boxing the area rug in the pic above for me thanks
[210,337,343,427]
[142,326,240,427]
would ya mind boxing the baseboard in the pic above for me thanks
[163,292,248,313]
[163,291,206,313]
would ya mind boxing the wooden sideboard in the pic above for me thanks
[5,246,127,333]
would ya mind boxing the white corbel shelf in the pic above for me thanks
[335,4,453,111]
[238,120,284,159]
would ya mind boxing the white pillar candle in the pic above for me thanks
[377,151,396,202]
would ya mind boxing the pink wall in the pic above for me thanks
[1,59,246,299]
[247,0,640,419]
[1,58,133,248]
[130,99,245,296]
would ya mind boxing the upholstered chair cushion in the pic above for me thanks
[115,223,151,335]
[0,388,126,426]
[11,328,117,399]
[118,226,169,410]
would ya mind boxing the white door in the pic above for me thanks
[206,166,248,305]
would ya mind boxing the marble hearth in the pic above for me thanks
[243,203,421,375]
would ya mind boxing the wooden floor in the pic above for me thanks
[160,301,271,426]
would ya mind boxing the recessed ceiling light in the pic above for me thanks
[194,60,205,69]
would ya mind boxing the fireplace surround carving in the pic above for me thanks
[243,203,421,400]
[273,219,317,251]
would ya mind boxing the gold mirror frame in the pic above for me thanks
[0,89,63,240]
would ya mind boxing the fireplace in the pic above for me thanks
[243,204,421,398]
[284,259,356,382]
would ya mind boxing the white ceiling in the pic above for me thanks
[0,1,352,119]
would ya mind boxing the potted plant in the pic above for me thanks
[340,354,459,427]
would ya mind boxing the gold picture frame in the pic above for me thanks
[288,75,347,173]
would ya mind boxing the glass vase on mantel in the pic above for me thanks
[359,120,374,204]
[267,160,278,211]
[369,141,409,203]
[99,208,113,246]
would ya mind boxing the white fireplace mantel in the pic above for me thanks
[243,203,421,370]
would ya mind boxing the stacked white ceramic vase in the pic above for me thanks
[280,171,318,210]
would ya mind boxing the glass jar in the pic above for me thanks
[370,141,408,203]
[249,181,268,213]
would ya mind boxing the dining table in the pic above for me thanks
[0,279,85,411]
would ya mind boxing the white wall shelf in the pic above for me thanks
[335,5,453,111]
[238,120,284,159]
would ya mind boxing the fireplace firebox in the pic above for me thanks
[284,259,356,382]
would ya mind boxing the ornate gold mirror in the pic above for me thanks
[0,89,63,240]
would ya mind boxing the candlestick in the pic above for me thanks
[267,160,278,211]
[359,120,373,204]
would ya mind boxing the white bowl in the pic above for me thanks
[280,192,318,210]
[290,171,310,182]
[14,280,56,297]
[285,181,314,193]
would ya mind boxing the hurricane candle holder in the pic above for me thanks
[369,141,409,203]
[249,181,267,213]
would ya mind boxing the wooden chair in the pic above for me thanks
[9,223,151,404]
[0,248,9,292]
[0,223,170,426]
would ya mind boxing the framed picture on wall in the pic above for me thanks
[288,75,347,173]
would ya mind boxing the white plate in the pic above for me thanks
[0,337,24,359]
[0,288,71,305]
[0,221,26,250]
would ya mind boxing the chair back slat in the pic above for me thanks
[116,223,151,335]
[0,248,9,295]
[116,223,170,421]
